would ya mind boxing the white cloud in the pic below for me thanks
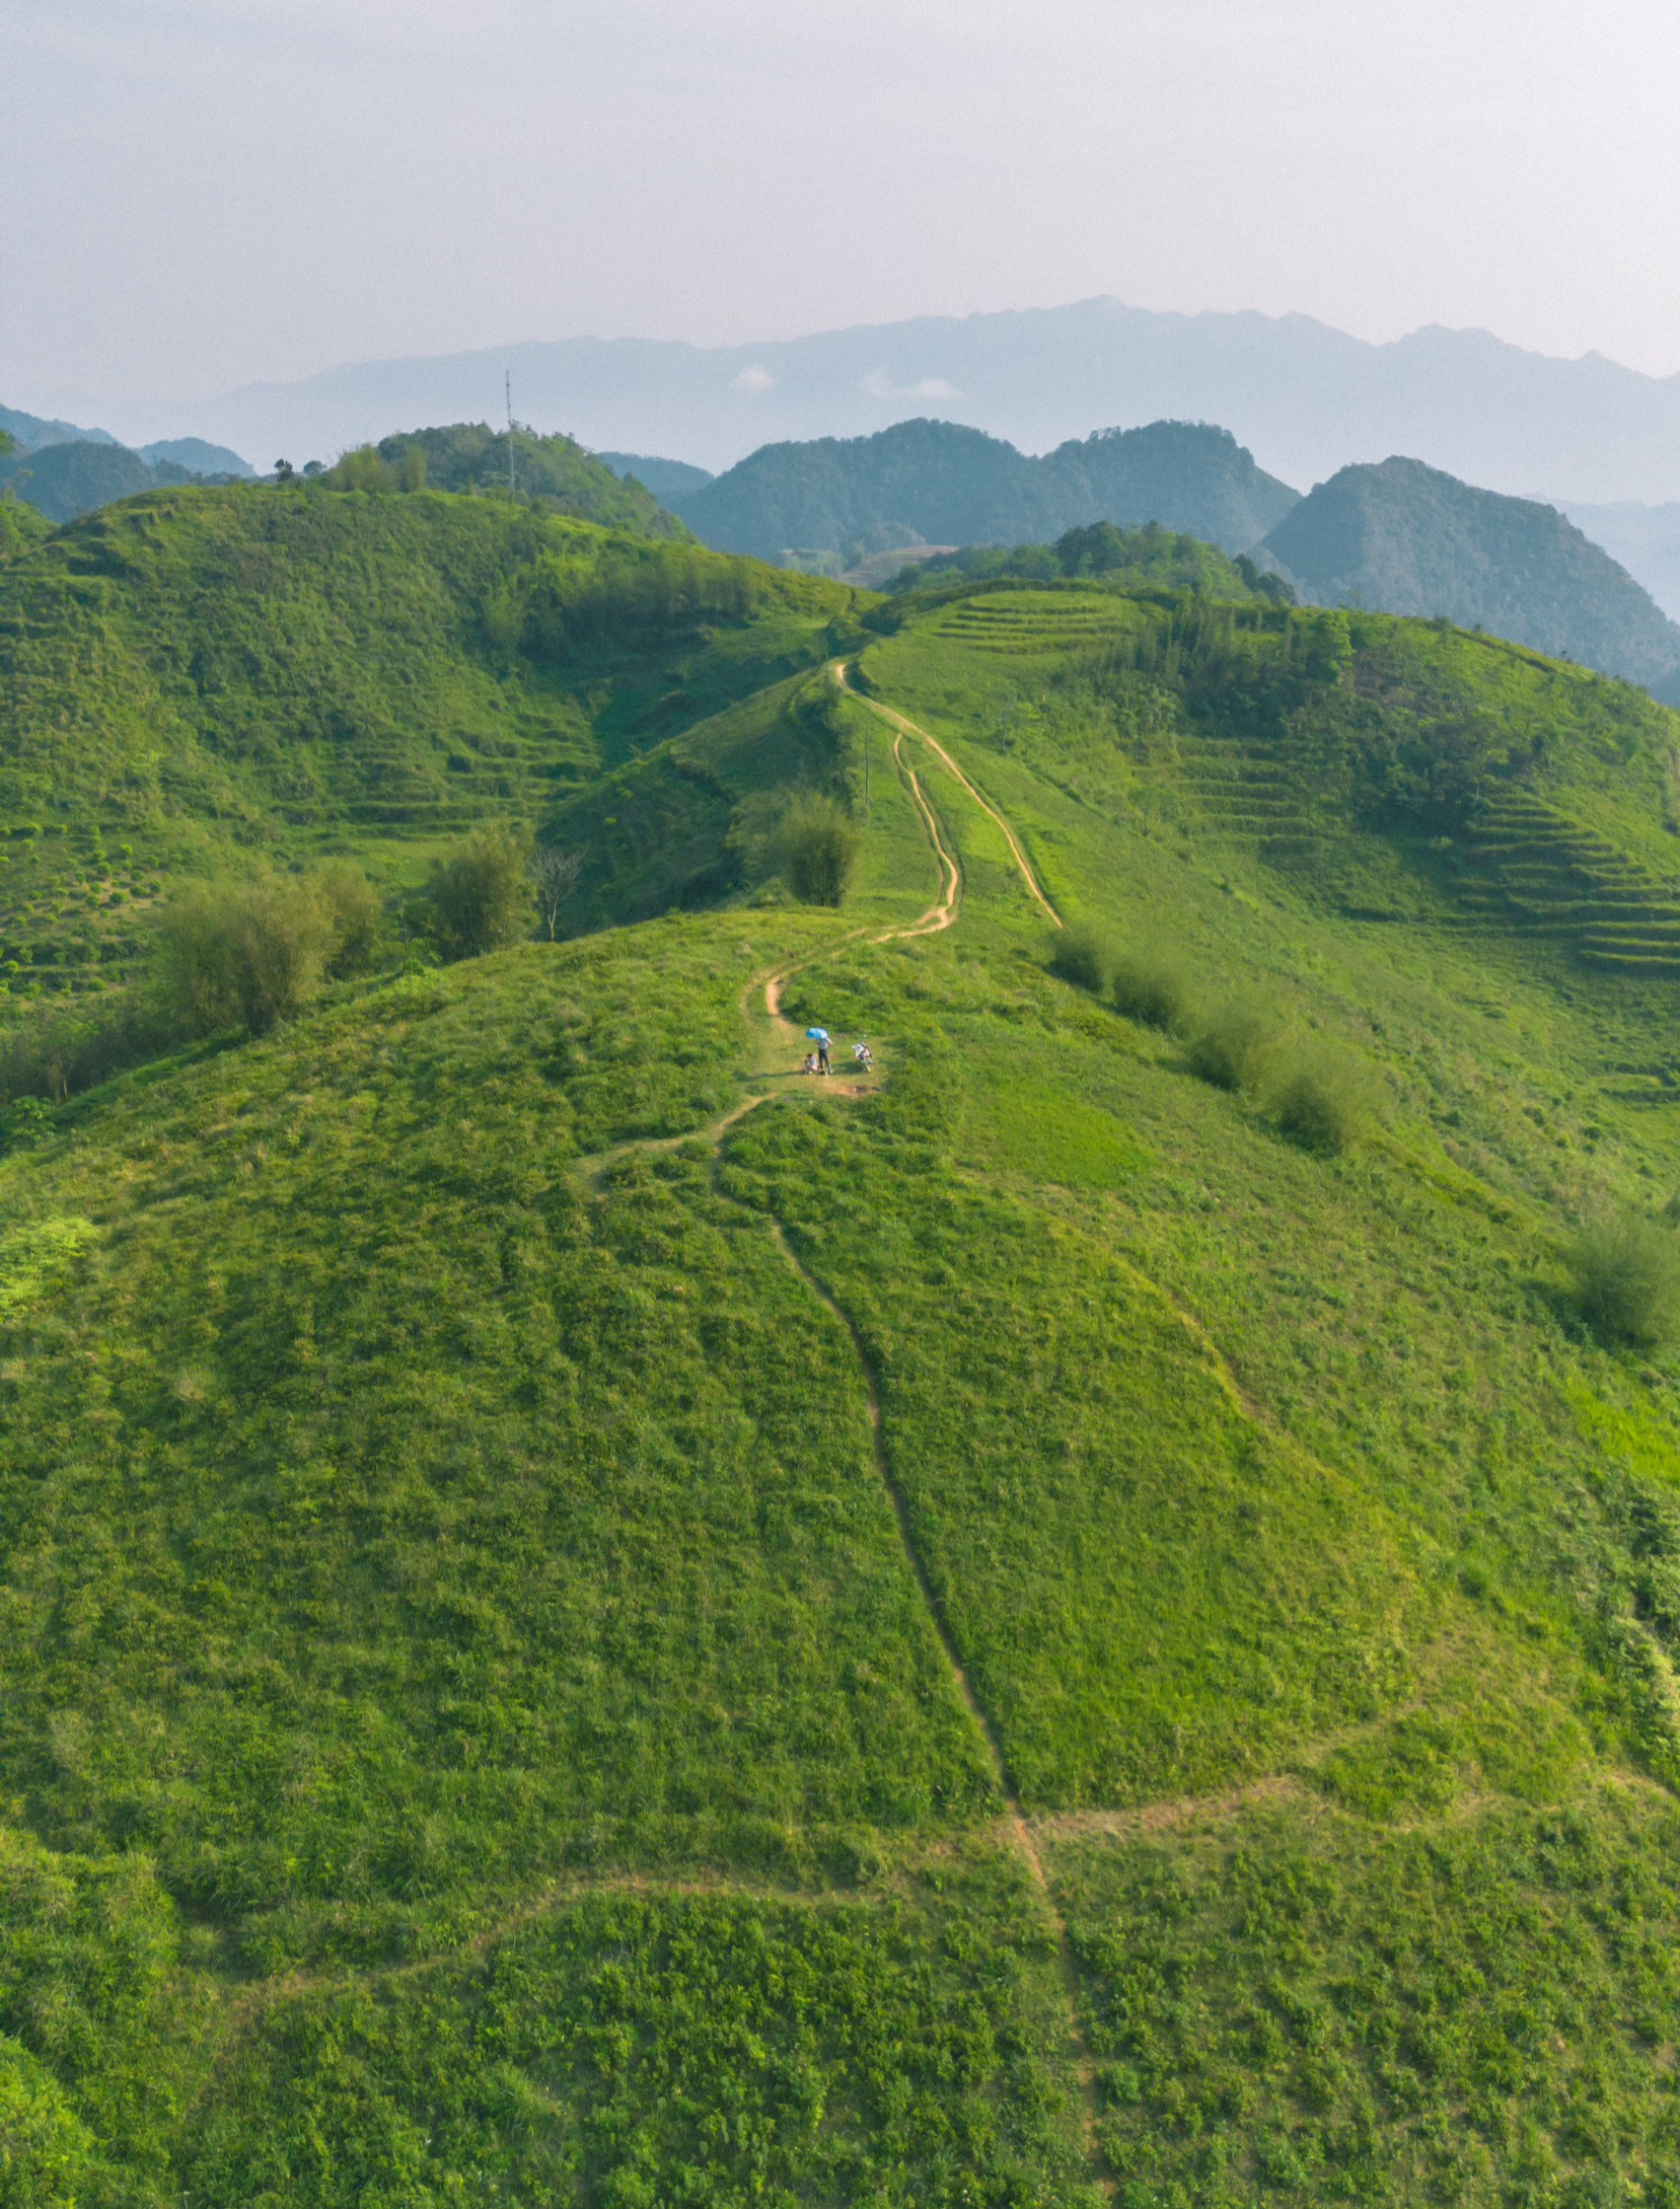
[731,365,776,393]
[860,370,962,402]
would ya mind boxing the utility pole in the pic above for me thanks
[506,371,516,499]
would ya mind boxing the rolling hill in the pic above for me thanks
[1262,457,1680,699]
[0,441,169,525]
[675,416,1299,564]
[0,479,851,1009]
[10,488,1680,2202]
[371,423,690,536]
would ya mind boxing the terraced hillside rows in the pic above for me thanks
[1169,730,1329,864]
[0,485,853,995]
[15,499,1680,2202]
[1456,787,1680,973]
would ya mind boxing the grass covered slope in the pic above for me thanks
[0,495,52,557]
[0,484,854,996]
[13,564,1680,2198]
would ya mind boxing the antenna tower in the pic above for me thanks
[506,371,516,498]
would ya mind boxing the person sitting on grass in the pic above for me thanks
[802,1052,818,1075]
[853,1040,873,1069]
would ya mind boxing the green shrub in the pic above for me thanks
[321,445,395,492]
[1569,1215,1680,1346]
[313,858,385,975]
[773,795,860,908]
[1110,949,1190,1030]
[426,822,536,958]
[161,872,339,1034]
[0,1095,52,1151]
[1048,923,1111,994]
[159,859,383,1035]
[1187,1002,1278,1091]
[1269,1044,1376,1154]
[0,990,183,1104]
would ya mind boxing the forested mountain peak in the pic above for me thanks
[674,413,1300,567]
[1263,454,1680,697]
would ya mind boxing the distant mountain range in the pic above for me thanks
[655,414,1680,699]
[668,419,1296,561]
[120,299,1680,504]
[7,381,1677,701]
[0,402,119,452]
[0,403,252,481]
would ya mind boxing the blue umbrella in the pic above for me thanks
[807,1028,830,1043]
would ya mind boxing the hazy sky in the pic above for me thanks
[5,0,1679,421]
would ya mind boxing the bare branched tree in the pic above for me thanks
[530,845,581,941]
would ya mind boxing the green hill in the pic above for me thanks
[0,482,851,1005]
[12,518,1680,2202]
[0,439,166,524]
[676,416,1299,565]
[371,422,690,536]
[1263,456,1680,700]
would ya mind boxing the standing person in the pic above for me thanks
[817,1033,832,1076]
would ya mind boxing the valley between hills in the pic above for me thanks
[6,460,1680,2205]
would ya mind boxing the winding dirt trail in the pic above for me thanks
[573,668,1112,2190]
[835,662,1064,928]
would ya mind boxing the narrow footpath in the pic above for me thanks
[573,670,1109,2190]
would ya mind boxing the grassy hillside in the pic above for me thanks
[0,484,854,1004]
[12,549,1680,2200]
[0,495,51,557]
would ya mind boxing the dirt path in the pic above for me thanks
[760,1209,1113,2190]
[570,679,1111,2187]
[836,663,1064,928]
[884,729,962,938]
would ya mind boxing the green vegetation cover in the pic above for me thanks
[10,490,1680,2202]
[0,482,850,1006]
[676,415,1300,564]
[1263,456,1680,699]
[371,422,690,536]
[0,495,51,557]
[0,440,163,525]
